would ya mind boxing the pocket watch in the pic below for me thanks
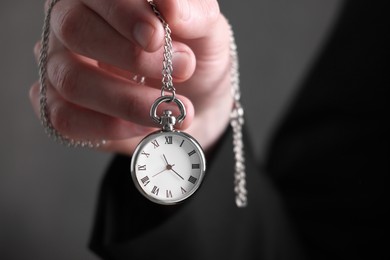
[130,1,207,205]
[131,97,206,205]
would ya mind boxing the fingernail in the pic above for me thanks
[133,22,155,49]
[172,52,190,79]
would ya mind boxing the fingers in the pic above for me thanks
[35,39,193,124]
[80,0,165,51]
[49,0,195,80]
[153,0,231,93]
[153,0,221,39]
[29,81,149,140]
[79,0,221,47]
[31,46,195,143]
[48,0,227,83]
[51,0,135,67]
[33,0,228,149]
[30,75,194,141]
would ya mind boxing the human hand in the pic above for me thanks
[29,0,233,155]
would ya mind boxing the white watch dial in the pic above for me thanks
[131,131,206,205]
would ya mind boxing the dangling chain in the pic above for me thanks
[148,1,247,207]
[228,24,247,207]
[38,0,105,148]
[148,0,176,99]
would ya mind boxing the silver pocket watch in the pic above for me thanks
[131,97,206,205]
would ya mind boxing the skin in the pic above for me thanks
[29,0,233,155]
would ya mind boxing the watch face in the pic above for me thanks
[131,131,206,205]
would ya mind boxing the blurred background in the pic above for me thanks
[0,0,341,259]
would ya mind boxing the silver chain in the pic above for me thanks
[38,0,105,148]
[228,24,247,207]
[147,0,176,99]
[148,1,247,207]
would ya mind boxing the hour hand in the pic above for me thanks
[163,154,169,165]
[152,164,176,178]
[162,154,183,180]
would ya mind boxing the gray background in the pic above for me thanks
[0,0,342,259]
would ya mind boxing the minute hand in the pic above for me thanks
[170,168,184,180]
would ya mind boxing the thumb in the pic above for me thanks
[152,0,222,39]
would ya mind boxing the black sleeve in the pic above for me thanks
[89,127,305,260]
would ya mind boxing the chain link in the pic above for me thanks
[38,0,105,148]
[147,1,176,99]
[148,1,247,207]
[228,23,248,208]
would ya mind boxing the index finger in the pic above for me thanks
[80,0,165,51]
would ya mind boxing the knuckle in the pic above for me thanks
[50,102,71,134]
[122,93,144,121]
[51,60,78,100]
[187,0,220,23]
[203,0,220,20]
[132,51,146,72]
[55,5,84,49]
[123,98,137,118]
[104,0,122,23]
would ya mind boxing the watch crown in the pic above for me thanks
[161,110,176,131]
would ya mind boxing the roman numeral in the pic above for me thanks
[166,190,173,198]
[180,140,185,147]
[181,187,187,194]
[137,165,146,171]
[188,175,197,184]
[140,176,150,186]
[141,151,150,158]
[165,136,173,144]
[188,150,196,157]
[151,140,159,149]
[192,164,200,169]
[151,186,160,196]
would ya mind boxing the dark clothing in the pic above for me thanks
[90,1,389,259]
